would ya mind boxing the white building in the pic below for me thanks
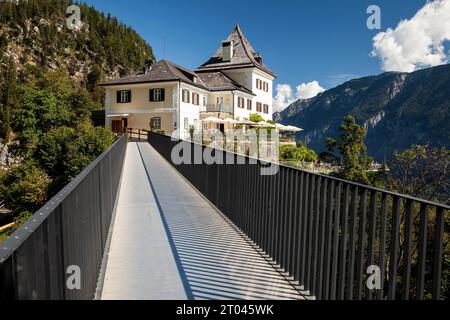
[101,25,276,137]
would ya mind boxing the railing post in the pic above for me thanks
[416,204,428,300]
[401,199,414,300]
[432,207,445,300]
[337,184,350,300]
[330,182,342,300]
[388,197,401,300]
[366,191,378,300]
[347,186,359,300]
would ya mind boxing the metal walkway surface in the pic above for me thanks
[100,142,304,300]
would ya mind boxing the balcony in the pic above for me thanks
[201,104,233,114]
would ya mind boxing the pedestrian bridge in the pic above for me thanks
[0,134,448,300]
[99,142,303,300]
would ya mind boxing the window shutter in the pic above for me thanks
[117,91,121,103]
[149,89,154,102]
[161,89,165,102]
[128,90,132,103]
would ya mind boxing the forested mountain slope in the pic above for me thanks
[275,64,450,160]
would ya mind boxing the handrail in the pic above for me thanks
[0,134,127,300]
[127,128,148,140]
[148,131,449,300]
[157,132,449,210]
[0,134,127,262]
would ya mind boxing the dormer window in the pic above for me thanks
[254,53,263,64]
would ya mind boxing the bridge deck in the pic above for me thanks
[100,142,304,300]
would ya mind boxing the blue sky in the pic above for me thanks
[82,0,445,93]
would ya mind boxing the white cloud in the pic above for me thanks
[273,81,325,112]
[371,0,450,72]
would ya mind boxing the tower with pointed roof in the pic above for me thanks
[196,24,276,78]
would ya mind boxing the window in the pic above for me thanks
[247,99,252,110]
[184,118,189,130]
[203,96,206,107]
[263,104,269,114]
[152,117,161,130]
[192,93,200,106]
[117,90,131,103]
[237,97,245,108]
[217,97,224,108]
[256,102,262,112]
[256,80,269,92]
[150,88,165,102]
[182,89,190,103]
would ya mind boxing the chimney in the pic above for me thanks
[144,59,155,73]
[222,41,234,62]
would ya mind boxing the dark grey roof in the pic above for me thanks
[100,59,255,95]
[100,60,208,90]
[197,72,255,96]
[196,25,276,78]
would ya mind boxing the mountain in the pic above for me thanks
[0,0,154,85]
[275,64,450,160]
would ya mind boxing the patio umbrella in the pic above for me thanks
[239,120,257,125]
[276,123,289,131]
[253,121,276,128]
[203,117,226,124]
[222,118,240,125]
[284,125,304,132]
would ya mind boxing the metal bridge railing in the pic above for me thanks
[0,134,127,300]
[148,132,449,300]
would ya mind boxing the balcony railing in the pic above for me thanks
[148,132,449,300]
[0,135,127,300]
[202,104,233,114]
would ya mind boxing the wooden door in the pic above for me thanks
[112,120,123,134]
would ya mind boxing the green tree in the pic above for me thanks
[0,161,50,214]
[0,57,17,140]
[37,120,114,191]
[12,84,71,158]
[385,145,450,299]
[280,145,318,163]
[250,114,264,123]
[388,145,450,204]
[326,115,373,185]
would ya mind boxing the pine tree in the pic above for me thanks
[0,57,17,141]
[326,115,373,185]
